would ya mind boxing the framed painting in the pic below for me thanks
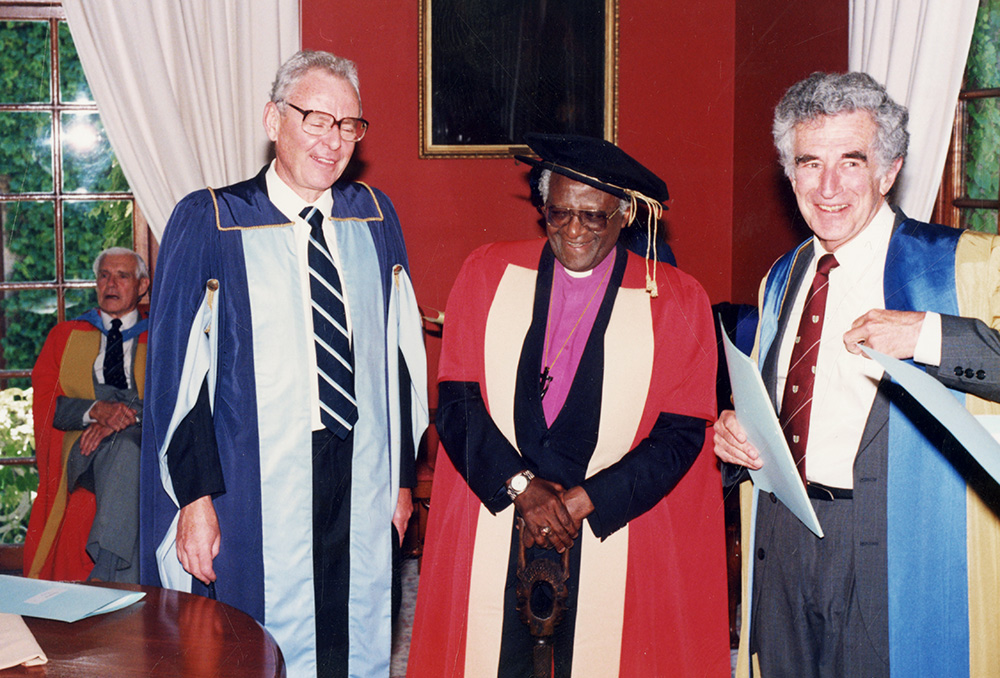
[419,0,618,158]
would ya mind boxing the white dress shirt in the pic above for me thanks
[265,161,353,432]
[776,203,894,488]
[774,203,947,487]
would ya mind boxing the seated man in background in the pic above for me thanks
[24,247,149,583]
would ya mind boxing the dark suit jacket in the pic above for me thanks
[52,335,144,493]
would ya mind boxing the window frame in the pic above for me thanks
[932,0,1000,235]
[0,3,155,550]
[934,86,1000,232]
[0,2,152,386]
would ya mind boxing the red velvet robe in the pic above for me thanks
[410,240,730,677]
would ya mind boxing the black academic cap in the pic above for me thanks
[515,133,668,205]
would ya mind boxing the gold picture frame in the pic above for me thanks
[419,0,619,159]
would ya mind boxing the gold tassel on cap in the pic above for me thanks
[624,189,664,298]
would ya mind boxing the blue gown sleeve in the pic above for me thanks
[145,190,226,508]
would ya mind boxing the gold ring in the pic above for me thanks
[540,526,551,535]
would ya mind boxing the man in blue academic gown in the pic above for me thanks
[140,50,427,678]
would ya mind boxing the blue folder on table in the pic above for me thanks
[0,575,144,622]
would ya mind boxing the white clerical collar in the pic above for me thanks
[811,200,894,268]
[265,160,335,222]
[557,248,617,279]
[100,308,139,331]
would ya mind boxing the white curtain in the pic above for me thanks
[849,0,979,221]
[63,0,299,240]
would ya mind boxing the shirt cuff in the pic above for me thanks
[83,402,96,425]
[913,311,942,366]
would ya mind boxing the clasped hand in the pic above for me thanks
[513,477,593,553]
[79,400,139,456]
[90,400,139,431]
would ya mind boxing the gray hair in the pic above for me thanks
[773,72,909,179]
[538,169,630,214]
[270,50,362,112]
[93,247,149,280]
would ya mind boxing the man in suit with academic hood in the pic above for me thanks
[715,72,1000,678]
[26,247,149,584]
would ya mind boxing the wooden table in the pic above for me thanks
[8,583,285,677]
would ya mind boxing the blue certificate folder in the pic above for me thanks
[0,575,144,622]
[721,327,824,537]
[862,346,1000,486]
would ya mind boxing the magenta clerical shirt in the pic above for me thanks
[541,249,616,426]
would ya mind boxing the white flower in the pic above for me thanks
[0,387,34,457]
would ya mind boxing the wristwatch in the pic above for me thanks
[506,470,535,500]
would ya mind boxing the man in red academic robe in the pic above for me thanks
[409,134,730,677]
[24,248,149,582]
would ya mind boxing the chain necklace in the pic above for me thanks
[539,262,613,399]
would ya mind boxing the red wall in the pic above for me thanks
[301,0,848,388]
[733,3,849,304]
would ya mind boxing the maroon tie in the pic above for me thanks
[779,253,839,485]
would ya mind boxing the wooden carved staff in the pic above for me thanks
[516,520,571,678]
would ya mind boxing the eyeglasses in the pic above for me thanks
[282,101,369,141]
[542,205,621,231]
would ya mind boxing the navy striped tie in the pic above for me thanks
[302,206,358,439]
[103,318,128,389]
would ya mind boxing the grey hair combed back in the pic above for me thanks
[93,247,149,280]
[270,50,362,112]
[772,72,908,179]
